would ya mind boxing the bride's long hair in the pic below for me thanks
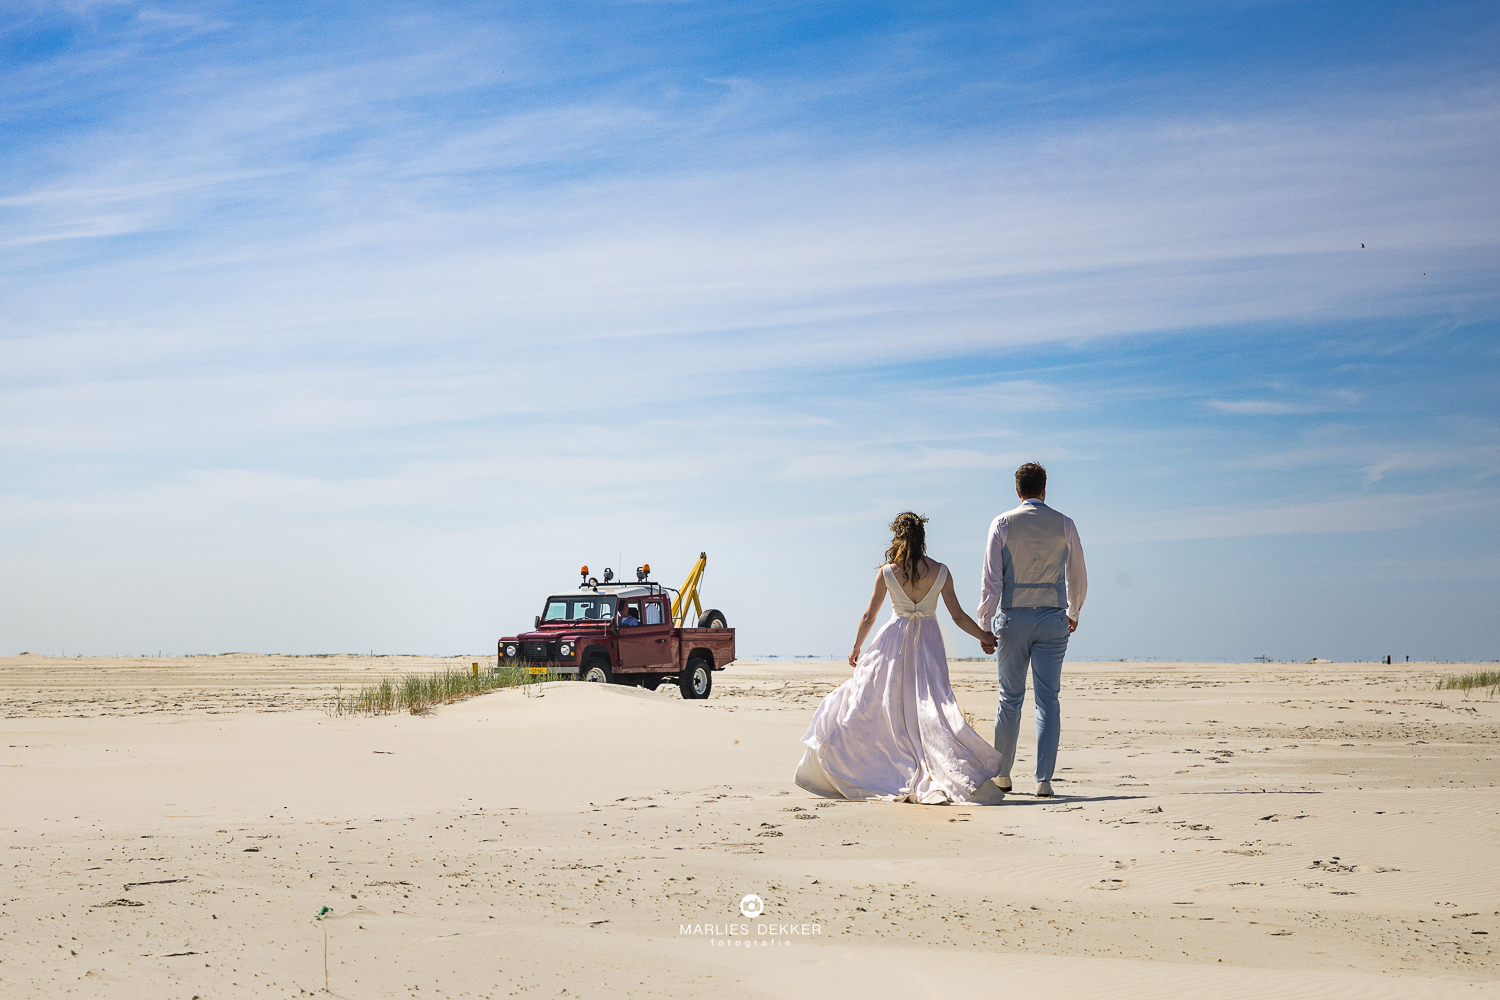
[885,511,930,584]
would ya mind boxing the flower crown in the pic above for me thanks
[888,512,929,535]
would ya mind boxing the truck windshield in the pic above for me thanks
[542,596,616,622]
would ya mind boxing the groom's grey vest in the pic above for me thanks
[1000,501,1070,610]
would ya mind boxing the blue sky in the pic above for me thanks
[2,1,1497,660]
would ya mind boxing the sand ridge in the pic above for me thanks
[1,656,1497,998]
[0,653,474,718]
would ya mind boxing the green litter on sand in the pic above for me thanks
[314,906,333,988]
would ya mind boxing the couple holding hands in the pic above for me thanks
[794,462,1088,805]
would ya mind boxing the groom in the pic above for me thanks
[977,462,1088,798]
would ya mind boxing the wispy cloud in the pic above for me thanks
[1207,390,1361,415]
[1099,491,1499,545]
[1362,433,1500,483]
[3,19,1497,368]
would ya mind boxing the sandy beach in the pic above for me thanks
[2,654,1497,999]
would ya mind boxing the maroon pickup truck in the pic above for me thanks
[497,578,734,699]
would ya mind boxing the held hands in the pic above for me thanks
[1068,617,1078,634]
[980,635,997,655]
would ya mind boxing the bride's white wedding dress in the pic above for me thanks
[795,563,1005,804]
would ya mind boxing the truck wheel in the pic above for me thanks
[641,675,662,691]
[679,659,712,699]
[581,659,612,684]
[697,609,727,629]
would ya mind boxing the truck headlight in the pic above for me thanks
[559,642,574,657]
[504,644,517,657]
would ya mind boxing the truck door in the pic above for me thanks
[618,597,674,672]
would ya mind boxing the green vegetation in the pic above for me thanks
[1436,670,1500,695]
[328,664,556,716]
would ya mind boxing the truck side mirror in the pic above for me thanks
[535,615,541,629]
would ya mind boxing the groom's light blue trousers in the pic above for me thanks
[992,606,1070,783]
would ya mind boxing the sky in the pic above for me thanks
[2,0,1497,661]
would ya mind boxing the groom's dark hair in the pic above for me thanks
[1015,462,1047,498]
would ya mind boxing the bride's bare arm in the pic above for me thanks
[849,569,889,668]
[942,573,996,650]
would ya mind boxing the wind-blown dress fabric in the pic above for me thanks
[795,564,1004,804]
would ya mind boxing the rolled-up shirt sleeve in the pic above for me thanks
[1064,515,1087,622]
[977,515,1006,627]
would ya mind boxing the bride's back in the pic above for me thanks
[886,556,942,604]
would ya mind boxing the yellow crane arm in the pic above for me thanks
[671,552,707,627]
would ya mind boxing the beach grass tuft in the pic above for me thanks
[1436,670,1500,695]
[328,664,555,716]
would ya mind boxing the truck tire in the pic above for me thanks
[697,609,727,629]
[581,659,612,684]
[679,659,712,700]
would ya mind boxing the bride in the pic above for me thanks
[795,512,1006,805]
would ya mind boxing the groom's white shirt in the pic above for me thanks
[977,498,1087,626]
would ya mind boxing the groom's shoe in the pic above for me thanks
[972,778,1007,805]
[1034,780,1054,798]
[995,777,1012,793]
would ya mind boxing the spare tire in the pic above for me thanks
[697,609,727,629]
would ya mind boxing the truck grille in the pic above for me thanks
[521,641,552,662]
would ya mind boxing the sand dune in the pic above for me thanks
[2,655,1497,998]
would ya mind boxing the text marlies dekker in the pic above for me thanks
[679,923,822,936]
